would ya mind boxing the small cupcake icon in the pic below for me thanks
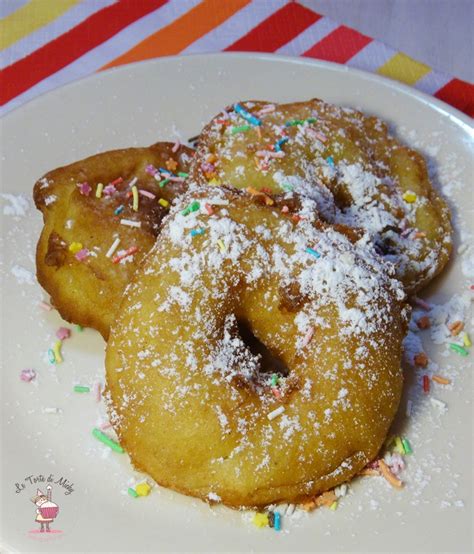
[31,485,59,532]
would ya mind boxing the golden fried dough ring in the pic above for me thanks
[191,99,452,292]
[105,185,409,508]
[34,142,193,338]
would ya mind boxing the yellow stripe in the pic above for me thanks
[377,52,431,86]
[0,0,79,50]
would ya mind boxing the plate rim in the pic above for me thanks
[2,52,473,133]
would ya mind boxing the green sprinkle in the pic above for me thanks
[402,438,412,454]
[92,428,124,453]
[449,343,469,356]
[285,119,304,127]
[271,373,279,387]
[177,172,189,178]
[281,183,293,191]
[231,124,251,134]
[128,487,139,498]
[76,325,84,332]
[74,385,90,393]
[182,201,200,216]
[306,117,317,123]
[159,178,170,188]
[47,349,56,364]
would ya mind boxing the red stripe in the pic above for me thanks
[303,25,372,64]
[0,0,167,106]
[434,78,474,117]
[225,2,321,52]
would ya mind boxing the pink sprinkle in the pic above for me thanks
[138,189,156,199]
[172,140,181,153]
[387,453,405,475]
[166,175,185,183]
[201,162,215,173]
[75,248,89,261]
[313,131,327,143]
[256,104,276,116]
[78,182,91,196]
[205,203,214,215]
[256,150,285,159]
[281,205,289,214]
[470,285,474,291]
[103,184,116,196]
[301,327,314,348]
[56,327,71,340]
[20,368,36,382]
[39,301,52,311]
[412,296,432,311]
[93,382,102,402]
[145,164,158,176]
[100,421,112,430]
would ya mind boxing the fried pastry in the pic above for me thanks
[34,142,193,338]
[191,99,452,292]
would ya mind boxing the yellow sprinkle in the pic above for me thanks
[68,242,83,254]
[394,436,404,454]
[462,332,471,347]
[329,501,338,511]
[217,239,226,252]
[53,340,63,364]
[135,482,152,497]
[158,198,169,208]
[132,185,139,211]
[402,191,417,203]
[95,183,104,198]
[252,513,269,528]
[208,178,221,186]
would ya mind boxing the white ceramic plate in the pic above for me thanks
[1,54,473,553]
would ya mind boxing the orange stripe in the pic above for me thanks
[102,0,251,70]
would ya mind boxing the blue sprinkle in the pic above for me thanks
[274,512,281,531]
[190,228,205,237]
[234,103,262,126]
[326,156,335,168]
[306,247,321,259]
[274,137,289,152]
[114,205,124,215]
[159,167,171,175]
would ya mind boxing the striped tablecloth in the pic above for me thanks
[1,0,473,117]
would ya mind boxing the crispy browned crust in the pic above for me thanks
[34,142,193,338]
[191,99,452,293]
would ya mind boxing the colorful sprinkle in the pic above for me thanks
[462,332,472,347]
[271,373,279,387]
[329,501,338,511]
[177,172,189,178]
[158,198,169,208]
[120,218,141,228]
[128,487,139,498]
[204,203,214,215]
[305,247,321,259]
[20,368,36,382]
[52,340,63,363]
[301,327,314,348]
[159,177,170,187]
[75,248,89,262]
[103,184,116,196]
[394,436,404,454]
[73,385,90,393]
[378,459,403,489]
[252,513,269,528]
[165,158,178,171]
[145,164,157,176]
[414,352,428,367]
[95,183,104,198]
[326,156,335,168]
[135,482,152,496]
[68,242,83,254]
[267,406,285,421]
[246,187,274,206]
[111,177,123,186]
[112,246,138,264]
[449,343,468,356]
[274,511,281,530]
[39,301,52,311]
[172,140,181,153]
[92,428,124,453]
[423,375,430,393]
[402,191,417,203]
[106,237,120,258]
[285,119,304,127]
[432,375,451,385]
[131,185,139,211]
[139,189,156,199]
[234,103,261,126]
[114,205,124,215]
[190,228,205,237]
[412,296,431,310]
[448,320,464,336]
[56,327,71,340]
[182,201,200,215]
[76,325,84,332]
[274,137,289,151]
[93,381,102,402]
[78,182,91,196]
[47,349,55,364]
[402,438,413,454]
[416,315,431,329]
[217,239,226,252]
[231,125,251,134]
